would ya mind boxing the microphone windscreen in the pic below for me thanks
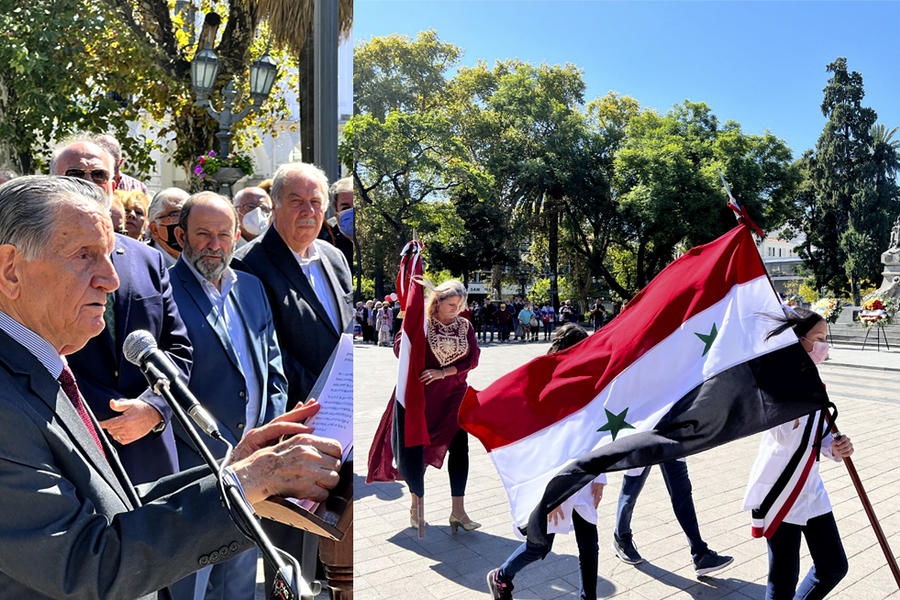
[123,330,157,366]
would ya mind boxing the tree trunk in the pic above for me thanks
[374,264,384,300]
[548,199,559,310]
[298,18,315,163]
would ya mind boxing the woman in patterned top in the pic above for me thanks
[367,279,481,538]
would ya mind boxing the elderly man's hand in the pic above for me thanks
[232,433,343,505]
[229,401,321,463]
[99,399,163,445]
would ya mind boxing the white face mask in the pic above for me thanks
[242,207,270,237]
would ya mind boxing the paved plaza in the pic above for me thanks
[354,338,900,599]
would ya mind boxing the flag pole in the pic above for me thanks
[719,169,900,591]
[824,411,900,590]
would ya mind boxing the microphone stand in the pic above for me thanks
[141,364,320,600]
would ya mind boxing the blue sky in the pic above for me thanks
[354,1,900,159]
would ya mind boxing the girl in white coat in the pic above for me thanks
[744,307,853,600]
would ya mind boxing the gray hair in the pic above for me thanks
[270,162,329,207]
[0,176,110,260]
[49,135,114,175]
[329,176,353,210]
[179,191,239,234]
[232,186,270,207]
[148,187,189,222]
[93,134,122,164]
[425,279,468,320]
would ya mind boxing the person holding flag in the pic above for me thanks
[488,324,606,600]
[460,222,831,563]
[367,247,481,538]
[744,307,853,600]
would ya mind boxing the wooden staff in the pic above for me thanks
[824,411,900,590]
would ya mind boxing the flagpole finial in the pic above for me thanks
[717,167,764,239]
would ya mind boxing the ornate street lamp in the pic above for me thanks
[190,47,277,195]
[191,48,278,159]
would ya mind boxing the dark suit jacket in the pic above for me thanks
[233,229,353,409]
[0,329,251,599]
[169,257,288,468]
[68,234,192,484]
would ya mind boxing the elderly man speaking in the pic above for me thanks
[0,175,342,600]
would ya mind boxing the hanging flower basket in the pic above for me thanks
[194,150,254,179]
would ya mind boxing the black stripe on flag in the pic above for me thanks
[523,343,829,548]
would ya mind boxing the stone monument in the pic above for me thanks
[873,215,900,300]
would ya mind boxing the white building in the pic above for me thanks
[757,228,805,296]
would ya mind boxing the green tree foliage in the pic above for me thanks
[1,0,296,182]
[446,59,589,307]
[350,32,799,304]
[347,31,482,297]
[0,1,153,173]
[789,58,899,303]
[564,98,796,299]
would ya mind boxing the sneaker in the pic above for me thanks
[486,568,514,600]
[694,550,734,577]
[612,534,644,565]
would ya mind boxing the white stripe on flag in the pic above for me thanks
[396,330,412,408]
[493,275,797,528]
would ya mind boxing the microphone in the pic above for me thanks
[123,330,222,439]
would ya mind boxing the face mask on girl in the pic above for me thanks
[805,339,829,364]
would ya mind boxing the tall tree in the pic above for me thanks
[449,59,587,308]
[1,0,299,181]
[812,57,878,302]
[600,101,794,298]
[347,31,478,297]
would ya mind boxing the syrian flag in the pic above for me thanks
[395,240,429,446]
[458,224,829,548]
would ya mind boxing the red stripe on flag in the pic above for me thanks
[460,225,766,451]
[397,242,429,446]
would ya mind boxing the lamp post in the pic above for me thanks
[190,45,277,195]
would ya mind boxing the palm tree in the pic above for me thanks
[257,0,353,164]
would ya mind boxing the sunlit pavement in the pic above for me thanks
[354,337,900,599]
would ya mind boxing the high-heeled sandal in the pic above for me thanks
[449,514,481,534]
[410,499,425,539]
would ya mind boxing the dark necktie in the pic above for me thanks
[58,365,107,459]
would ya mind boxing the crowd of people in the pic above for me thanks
[355,294,622,346]
[0,134,355,600]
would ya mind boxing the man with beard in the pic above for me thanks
[168,192,289,600]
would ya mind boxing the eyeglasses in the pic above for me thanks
[155,211,181,224]
[237,203,272,215]
[64,168,110,184]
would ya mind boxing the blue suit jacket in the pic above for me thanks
[233,231,353,410]
[68,234,193,484]
[169,257,288,469]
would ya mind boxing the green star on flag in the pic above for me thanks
[695,322,718,356]
[597,407,635,440]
